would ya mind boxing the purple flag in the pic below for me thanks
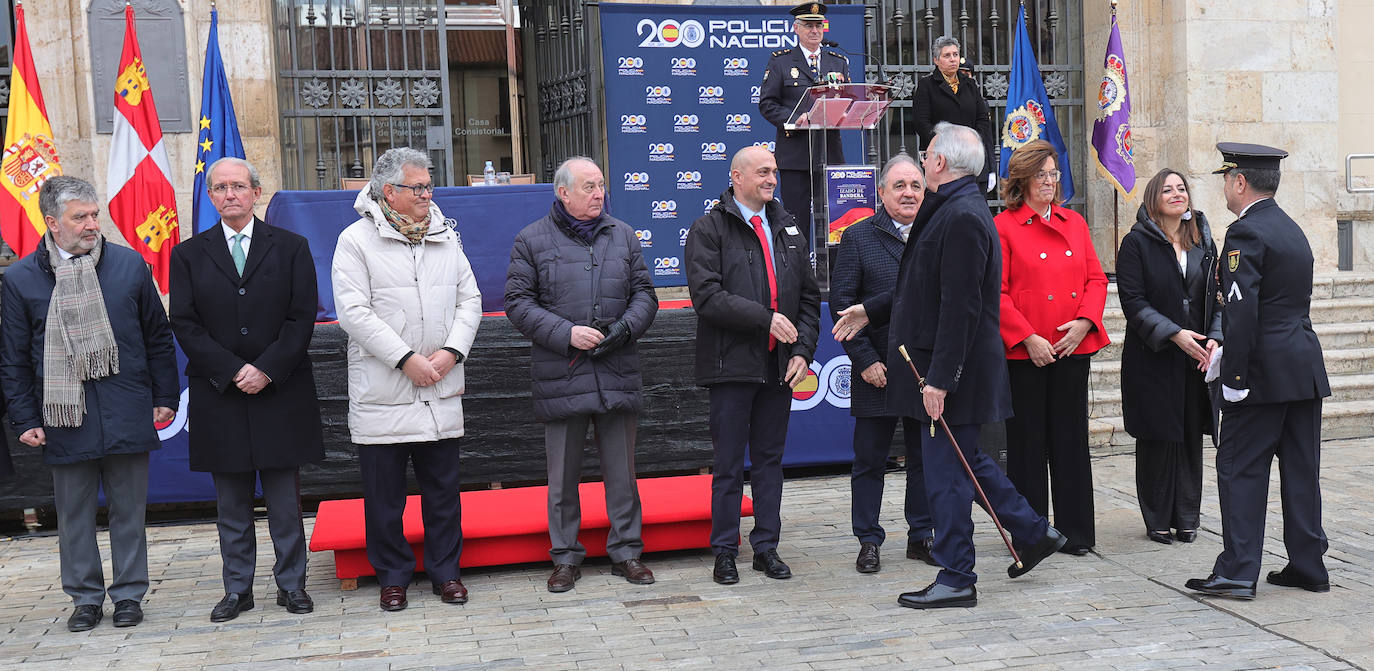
[1090,11,1135,198]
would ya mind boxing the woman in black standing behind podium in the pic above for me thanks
[1116,168,1222,546]
[913,36,996,188]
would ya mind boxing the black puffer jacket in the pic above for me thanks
[505,205,658,422]
[684,188,820,387]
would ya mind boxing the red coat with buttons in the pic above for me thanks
[994,203,1110,359]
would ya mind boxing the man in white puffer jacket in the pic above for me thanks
[332,147,482,612]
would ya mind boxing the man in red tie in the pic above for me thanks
[685,146,821,585]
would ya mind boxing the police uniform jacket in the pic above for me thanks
[169,219,325,473]
[1218,198,1329,405]
[994,203,1110,359]
[872,176,1012,425]
[758,46,851,170]
[829,207,904,417]
[685,188,821,387]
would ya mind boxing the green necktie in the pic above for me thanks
[231,233,246,276]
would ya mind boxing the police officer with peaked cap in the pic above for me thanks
[758,1,852,236]
[1185,142,1332,600]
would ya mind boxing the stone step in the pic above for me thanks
[1099,297,1374,333]
[1088,399,1374,451]
[1088,346,1374,387]
[1085,373,1374,421]
[1081,321,1374,365]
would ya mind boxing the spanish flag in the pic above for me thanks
[0,2,63,257]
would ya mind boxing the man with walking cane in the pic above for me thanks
[834,123,1065,608]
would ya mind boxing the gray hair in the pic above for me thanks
[929,122,984,178]
[39,175,99,221]
[554,156,598,192]
[369,147,433,200]
[931,36,960,61]
[878,153,923,189]
[206,157,261,190]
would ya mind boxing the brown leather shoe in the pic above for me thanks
[379,585,408,611]
[611,558,656,585]
[547,564,581,593]
[432,579,469,604]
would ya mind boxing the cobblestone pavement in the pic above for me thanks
[1,437,1370,670]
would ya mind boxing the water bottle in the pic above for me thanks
[483,161,496,185]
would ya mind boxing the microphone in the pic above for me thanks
[820,40,886,84]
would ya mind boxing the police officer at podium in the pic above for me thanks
[758,1,852,233]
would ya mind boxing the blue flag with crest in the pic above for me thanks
[999,3,1074,202]
[192,7,246,233]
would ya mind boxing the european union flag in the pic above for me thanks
[192,7,245,234]
[1000,4,1074,202]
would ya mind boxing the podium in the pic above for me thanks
[785,82,894,291]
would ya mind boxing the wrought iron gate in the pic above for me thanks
[272,0,455,189]
[519,0,601,182]
[843,0,1084,203]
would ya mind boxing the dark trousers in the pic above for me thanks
[1005,356,1095,549]
[358,439,463,587]
[708,379,792,555]
[211,468,308,594]
[924,423,1048,588]
[1213,399,1327,584]
[1135,372,1206,533]
[51,452,150,606]
[778,168,812,238]
[850,416,932,545]
[545,412,644,565]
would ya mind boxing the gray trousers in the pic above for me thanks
[545,412,644,565]
[212,468,308,594]
[51,452,150,606]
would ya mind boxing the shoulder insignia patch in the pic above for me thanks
[1227,249,1240,273]
[773,48,790,57]
[826,49,849,62]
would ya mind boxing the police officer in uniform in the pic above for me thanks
[1185,143,1331,600]
[758,1,851,235]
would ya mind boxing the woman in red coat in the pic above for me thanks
[994,140,1109,555]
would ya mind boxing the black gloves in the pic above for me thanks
[589,320,631,359]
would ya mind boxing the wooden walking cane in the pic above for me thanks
[898,345,1023,569]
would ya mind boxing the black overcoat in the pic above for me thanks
[829,208,905,417]
[758,47,850,169]
[169,219,324,473]
[912,71,996,180]
[1116,207,1222,442]
[872,176,1011,425]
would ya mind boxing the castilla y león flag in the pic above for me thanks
[107,4,179,292]
[1,2,63,257]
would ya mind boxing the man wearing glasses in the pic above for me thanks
[758,1,851,234]
[332,147,482,611]
[169,157,325,621]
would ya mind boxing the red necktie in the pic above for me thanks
[750,215,779,351]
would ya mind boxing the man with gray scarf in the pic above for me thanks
[0,176,178,631]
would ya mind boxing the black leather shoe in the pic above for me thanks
[1174,529,1197,543]
[1185,573,1257,599]
[547,564,581,593]
[210,592,255,622]
[713,554,739,585]
[906,537,937,566]
[112,600,142,627]
[897,582,977,609]
[1008,526,1067,578]
[1060,545,1092,556]
[855,542,881,573]
[276,588,314,613]
[751,549,792,579]
[1147,530,1173,544]
[67,604,103,632]
[1266,566,1330,593]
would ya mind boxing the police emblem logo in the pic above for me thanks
[1001,100,1046,150]
[1115,124,1133,165]
[1227,249,1240,273]
[1096,53,1127,120]
[810,3,820,14]
[791,66,799,79]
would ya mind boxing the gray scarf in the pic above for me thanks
[42,233,119,427]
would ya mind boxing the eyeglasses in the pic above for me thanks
[209,183,253,195]
[1034,170,1062,183]
[390,182,436,196]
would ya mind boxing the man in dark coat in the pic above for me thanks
[506,157,659,593]
[758,1,851,230]
[0,176,178,631]
[1185,143,1331,600]
[829,154,933,574]
[834,123,1064,608]
[170,158,323,622]
[686,145,821,585]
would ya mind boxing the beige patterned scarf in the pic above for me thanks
[378,197,431,244]
[42,233,119,427]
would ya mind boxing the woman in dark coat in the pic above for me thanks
[1116,168,1221,545]
[913,36,996,186]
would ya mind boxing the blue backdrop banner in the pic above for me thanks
[599,4,866,287]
